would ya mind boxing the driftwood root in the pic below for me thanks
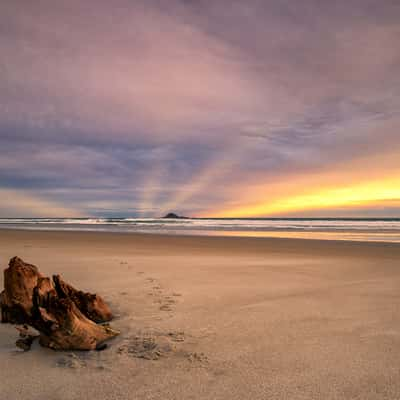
[0,257,119,351]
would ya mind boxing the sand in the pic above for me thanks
[0,229,400,400]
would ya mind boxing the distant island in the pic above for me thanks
[162,212,189,219]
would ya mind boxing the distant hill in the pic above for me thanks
[162,212,188,219]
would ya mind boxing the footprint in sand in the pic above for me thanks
[159,304,173,311]
[117,330,188,361]
[168,331,185,342]
[56,353,86,369]
[184,351,209,364]
[117,329,210,365]
[117,335,174,360]
[117,332,210,367]
[158,296,177,312]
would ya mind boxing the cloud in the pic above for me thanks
[1,0,400,216]
[0,188,83,217]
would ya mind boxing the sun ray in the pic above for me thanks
[158,136,252,215]
[138,164,168,217]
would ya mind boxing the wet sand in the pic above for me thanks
[0,229,400,399]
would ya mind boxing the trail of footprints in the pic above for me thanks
[116,271,208,364]
[144,276,182,313]
[55,263,208,369]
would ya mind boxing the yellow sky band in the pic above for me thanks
[210,177,400,218]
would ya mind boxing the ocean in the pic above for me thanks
[0,217,400,243]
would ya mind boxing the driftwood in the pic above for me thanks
[0,256,43,324]
[53,275,112,323]
[0,257,119,351]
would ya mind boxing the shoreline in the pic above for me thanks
[1,226,400,248]
[1,228,400,261]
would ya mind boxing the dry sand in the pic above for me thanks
[0,229,400,399]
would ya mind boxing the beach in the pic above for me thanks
[1,229,400,399]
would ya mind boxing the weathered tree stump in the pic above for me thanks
[32,277,118,350]
[0,257,119,351]
[0,256,43,324]
[53,275,112,323]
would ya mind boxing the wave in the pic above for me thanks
[0,218,400,243]
[1,217,400,232]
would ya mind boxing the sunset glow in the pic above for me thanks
[210,178,400,218]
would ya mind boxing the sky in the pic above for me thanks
[1,0,400,218]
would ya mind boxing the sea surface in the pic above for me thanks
[1,218,400,243]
